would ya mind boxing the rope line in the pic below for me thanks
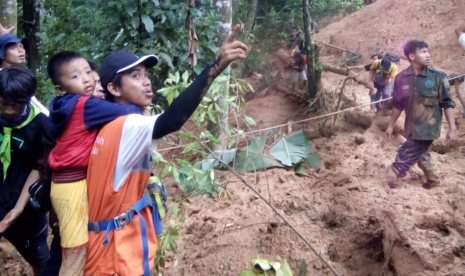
[158,97,392,152]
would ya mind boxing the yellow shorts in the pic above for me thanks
[51,179,89,248]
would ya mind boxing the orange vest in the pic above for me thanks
[85,116,157,276]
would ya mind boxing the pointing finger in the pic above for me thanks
[226,24,241,43]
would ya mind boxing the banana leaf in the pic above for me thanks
[233,137,284,173]
[199,149,237,170]
[270,130,310,166]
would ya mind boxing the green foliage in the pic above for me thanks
[178,164,220,198]
[158,70,254,130]
[34,0,221,104]
[35,72,56,107]
[156,70,255,197]
[155,219,182,271]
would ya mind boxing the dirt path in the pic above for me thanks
[160,68,465,275]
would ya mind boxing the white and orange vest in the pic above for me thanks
[85,115,158,276]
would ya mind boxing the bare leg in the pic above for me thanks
[60,245,87,276]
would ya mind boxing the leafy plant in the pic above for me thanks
[155,70,255,197]
[155,219,182,272]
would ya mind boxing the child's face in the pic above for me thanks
[0,97,26,119]
[2,43,26,67]
[114,64,153,107]
[56,58,95,96]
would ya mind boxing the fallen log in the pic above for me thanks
[322,63,375,90]
[275,48,375,90]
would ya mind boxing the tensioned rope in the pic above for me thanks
[158,97,392,152]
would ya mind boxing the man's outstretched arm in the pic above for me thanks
[152,24,247,139]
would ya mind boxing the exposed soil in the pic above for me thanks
[2,0,465,275]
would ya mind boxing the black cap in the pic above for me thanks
[99,49,159,90]
[0,33,29,57]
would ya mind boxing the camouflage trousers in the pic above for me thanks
[391,138,439,184]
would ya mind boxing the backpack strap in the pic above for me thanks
[88,191,162,276]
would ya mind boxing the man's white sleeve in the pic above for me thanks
[459,33,465,50]
[113,114,160,191]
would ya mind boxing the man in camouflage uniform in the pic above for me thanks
[386,40,457,189]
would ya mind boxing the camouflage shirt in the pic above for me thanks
[392,66,455,140]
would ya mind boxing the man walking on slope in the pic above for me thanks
[385,40,457,189]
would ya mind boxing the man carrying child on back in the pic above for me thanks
[46,51,142,275]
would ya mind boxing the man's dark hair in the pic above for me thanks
[0,67,36,105]
[87,59,99,71]
[47,51,84,86]
[380,57,391,70]
[104,73,123,102]
[370,53,383,60]
[403,40,428,61]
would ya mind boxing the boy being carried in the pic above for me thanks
[46,51,142,275]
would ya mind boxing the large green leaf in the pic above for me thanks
[233,137,284,173]
[270,130,309,166]
[141,15,154,33]
[199,149,237,170]
[158,52,174,70]
[304,152,324,168]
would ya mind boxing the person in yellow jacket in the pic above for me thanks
[369,57,398,114]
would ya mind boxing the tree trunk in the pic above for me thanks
[231,0,239,16]
[245,0,257,33]
[0,0,17,35]
[186,0,199,68]
[22,0,40,72]
[302,0,320,98]
[208,0,232,150]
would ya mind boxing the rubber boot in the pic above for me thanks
[417,152,440,189]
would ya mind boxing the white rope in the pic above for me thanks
[158,97,392,152]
